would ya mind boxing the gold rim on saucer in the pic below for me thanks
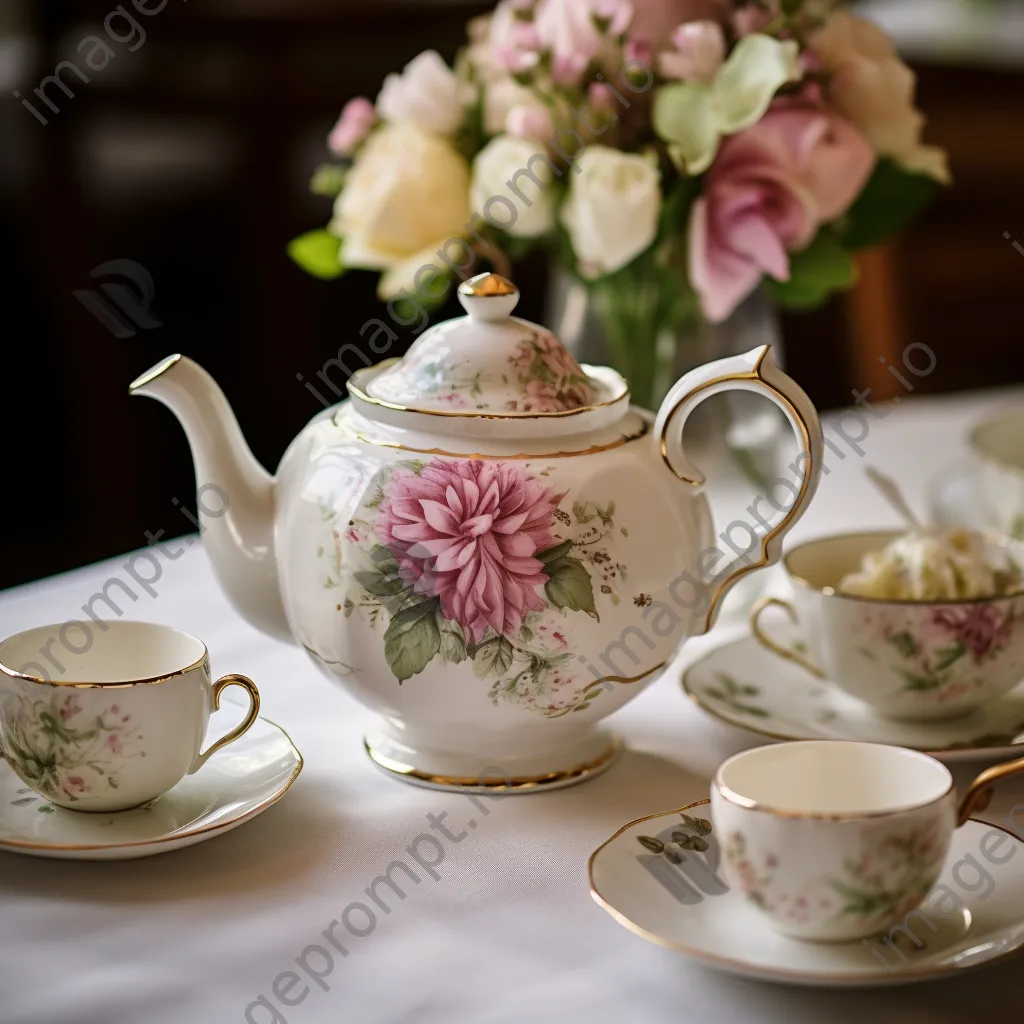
[0,715,302,853]
[680,641,1024,759]
[588,798,1024,985]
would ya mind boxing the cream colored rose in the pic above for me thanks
[376,50,473,138]
[330,124,471,298]
[471,136,556,239]
[561,147,661,276]
[809,12,950,184]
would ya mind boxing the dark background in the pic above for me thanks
[1,0,1023,590]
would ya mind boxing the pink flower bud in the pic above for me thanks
[506,103,554,140]
[586,82,616,110]
[551,52,588,86]
[327,97,376,156]
[624,38,652,65]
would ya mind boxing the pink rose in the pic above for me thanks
[375,460,557,643]
[690,107,875,322]
[932,604,1011,659]
[327,97,376,156]
[628,0,724,53]
[657,20,725,83]
[534,0,633,65]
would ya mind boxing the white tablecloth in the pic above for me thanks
[3,387,1024,1024]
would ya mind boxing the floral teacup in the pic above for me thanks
[751,531,1024,721]
[0,621,260,812]
[712,739,1023,942]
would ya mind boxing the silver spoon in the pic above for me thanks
[865,465,926,532]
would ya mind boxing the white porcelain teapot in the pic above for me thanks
[131,274,823,791]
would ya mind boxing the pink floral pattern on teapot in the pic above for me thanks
[323,456,630,716]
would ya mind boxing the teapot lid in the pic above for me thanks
[346,274,628,424]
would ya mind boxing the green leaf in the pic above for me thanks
[691,817,712,837]
[933,641,967,671]
[355,571,405,598]
[38,805,54,813]
[369,545,399,574]
[900,670,940,692]
[438,623,468,664]
[537,540,573,565]
[637,835,665,854]
[888,631,919,658]
[383,598,441,682]
[689,835,709,852]
[309,163,347,198]
[287,229,345,281]
[838,159,940,251]
[544,555,598,620]
[764,230,856,310]
[356,545,405,597]
[472,635,515,679]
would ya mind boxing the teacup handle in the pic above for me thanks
[749,597,826,679]
[189,673,261,773]
[958,756,1024,826]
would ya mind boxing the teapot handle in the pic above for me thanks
[653,345,823,634]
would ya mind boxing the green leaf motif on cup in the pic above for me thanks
[2,692,144,803]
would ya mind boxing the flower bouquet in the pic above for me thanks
[290,0,949,409]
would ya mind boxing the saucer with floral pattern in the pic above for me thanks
[682,635,1024,762]
[0,709,301,861]
[589,798,1024,986]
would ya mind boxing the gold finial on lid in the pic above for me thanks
[459,273,517,297]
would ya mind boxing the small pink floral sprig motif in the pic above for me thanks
[504,331,596,413]
[828,818,947,924]
[2,691,144,802]
[333,456,631,717]
[724,830,779,912]
[860,602,1018,702]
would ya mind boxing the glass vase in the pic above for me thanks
[545,268,790,492]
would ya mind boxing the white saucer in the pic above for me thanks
[682,634,1024,762]
[590,798,1024,986]
[0,710,302,860]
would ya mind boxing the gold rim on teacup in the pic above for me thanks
[0,622,209,688]
[782,530,1024,606]
[712,740,955,821]
[714,739,1024,834]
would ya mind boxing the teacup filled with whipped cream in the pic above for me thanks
[751,528,1024,721]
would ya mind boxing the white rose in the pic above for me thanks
[561,147,661,276]
[330,124,471,297]
[376,50,472,137]
[809,12,950,184]
[471,136,556,239]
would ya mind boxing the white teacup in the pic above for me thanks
[970,409,1024,538]
[712,739,1021,942]
[0,621,260,812]
[751,531,1024,721]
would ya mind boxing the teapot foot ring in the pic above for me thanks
[362,728,623,794]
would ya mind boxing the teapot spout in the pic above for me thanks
[129,355,291,643]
